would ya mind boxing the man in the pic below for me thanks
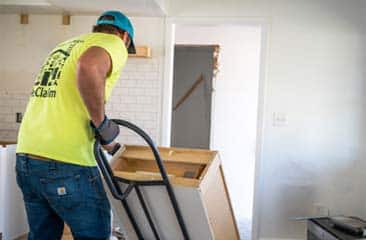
[15,10,135,240]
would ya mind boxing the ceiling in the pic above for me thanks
[0,0,168,16]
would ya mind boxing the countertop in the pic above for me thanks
[0,141,17,147]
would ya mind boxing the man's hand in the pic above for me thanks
[102,142,116,152]
[103,142,121,155]
[90,116,120,145]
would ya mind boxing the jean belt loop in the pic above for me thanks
[49,160,57,171]
[23,154,30,174]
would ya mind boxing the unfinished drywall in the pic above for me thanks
[175,25,261,240]
[169,0,366,239]
[0,14,164,144]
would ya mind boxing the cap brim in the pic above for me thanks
[128,40,136,54]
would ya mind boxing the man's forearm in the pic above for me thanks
[77,65,105,126]
[77,46,111,127]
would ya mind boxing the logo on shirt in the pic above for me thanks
[31,39,83,98]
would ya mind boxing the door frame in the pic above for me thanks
[160,17,271,240]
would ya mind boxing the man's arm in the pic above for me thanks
[77,46,119,153]
[77,46,111,126]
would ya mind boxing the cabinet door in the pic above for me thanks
[0,145,28,239]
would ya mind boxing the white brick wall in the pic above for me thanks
[0,57,162,146]
[106,57,161,145]
[0,91,29,141]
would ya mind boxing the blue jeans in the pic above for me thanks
[15,154,111,240]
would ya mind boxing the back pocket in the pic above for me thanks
[41,174,82,210]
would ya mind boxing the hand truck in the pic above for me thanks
[93,119,190,240]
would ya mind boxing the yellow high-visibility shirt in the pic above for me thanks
[16,32,128,166]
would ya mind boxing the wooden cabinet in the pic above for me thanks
[109,145,239,240]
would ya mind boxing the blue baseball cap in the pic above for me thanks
[97,10,136,54]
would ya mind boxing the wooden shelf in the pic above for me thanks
[128,46,151,58]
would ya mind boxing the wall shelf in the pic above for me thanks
[129,46,151,58]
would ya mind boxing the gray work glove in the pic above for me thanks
[90,116,120,145]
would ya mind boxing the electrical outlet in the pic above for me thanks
[273,112,288,127]
[16,112,23,123]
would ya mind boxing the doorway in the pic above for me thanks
[162,20,266,240]
[171,45,217,149]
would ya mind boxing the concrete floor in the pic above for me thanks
[238,217,252,240]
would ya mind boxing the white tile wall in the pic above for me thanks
[0,91,29,141]
[0,57,162,146]
[106,57,162,145]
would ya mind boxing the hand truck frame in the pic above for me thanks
[93,119,190,240]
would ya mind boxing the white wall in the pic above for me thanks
[170,0,366,239]
[175,24,261,233]
[0,14,165,144]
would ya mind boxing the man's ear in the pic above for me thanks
[122,32,129,44]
